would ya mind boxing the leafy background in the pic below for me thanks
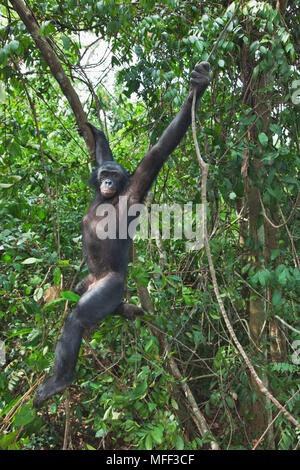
[0,0,299,450]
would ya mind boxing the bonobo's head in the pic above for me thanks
[90,161,130,199]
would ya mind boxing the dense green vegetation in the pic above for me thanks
[0,0,299,450]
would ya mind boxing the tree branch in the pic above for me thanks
[10,0,94,155]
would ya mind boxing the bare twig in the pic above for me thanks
[62,390,71,450]
[252,390,300,450]
[258,190,300,229]
[207,0,244,62]
[165,339,220,450]
[0,374,45,433]
[274,315,300,335]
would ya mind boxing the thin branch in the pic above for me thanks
[206,0,244,62]
[62,390,71,450]
[274,315,300,335]
[252,390,300,450]
[165,340,220,450]
[258,190,300,229]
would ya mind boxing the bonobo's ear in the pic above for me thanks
[125,169,131,177]
[87,123,114,165]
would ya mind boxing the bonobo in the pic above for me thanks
[33,62,211,408]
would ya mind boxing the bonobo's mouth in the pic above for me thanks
[101,188,116,198]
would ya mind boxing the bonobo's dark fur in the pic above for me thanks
[33,62,211,408]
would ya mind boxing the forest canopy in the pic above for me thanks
[0,0,299,451]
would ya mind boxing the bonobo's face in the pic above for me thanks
[97,162,129,199]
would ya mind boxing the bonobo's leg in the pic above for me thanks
[74,278,143,320]
[113,302,145,320]
[33,309,84,408]
[33,273,124,408]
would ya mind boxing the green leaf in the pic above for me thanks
[145,434,153,450]
[183,295,193,306]
[22,257,42,264]
[259,45,268,55]
[209,312,220,320]
[2,253,12,264]
[0,431,18,450]
[151,427,163,444]
[53,267,61,285]
[14,403,36,428]
[171,398,179,410]
[253,64,260,81]
[33,287,43,302]
[86,444,96,450]
[8,141,21,157]
[272,290,282,306]
[271,249,281,261]
[26,328,42,345]
[277,270,287,286]
[135,45,143,57]
[258,269,271,287]
[8,40,20,53]
[148,402,157,413]
[62,35,72,50]
[0,49,8,66]
[250,40,259,53]
[40,21,55,37]
[225,396,235,409]
[61,291,80,302]
[175,435,184,450]
[258,132,268,147]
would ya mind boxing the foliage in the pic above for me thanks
[0,0,299,450]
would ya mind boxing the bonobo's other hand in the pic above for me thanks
[190,62,211,97]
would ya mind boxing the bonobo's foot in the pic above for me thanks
[33,374,74,408]
[122,304,145,320]
[113,302,145,320]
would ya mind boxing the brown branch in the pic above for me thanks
[252,390,300,450]
[258,190,300,229]
[206,0,244,63]
[10,0,94,155]
[165,340,220,450]
[82,337,127,388]
[62,390,71,450]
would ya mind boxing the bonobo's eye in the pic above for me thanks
[99,171,110,180]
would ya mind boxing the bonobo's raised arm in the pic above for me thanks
[130,62,210,201]
[87,123,113,165]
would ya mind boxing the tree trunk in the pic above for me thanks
[240,25,277,446]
